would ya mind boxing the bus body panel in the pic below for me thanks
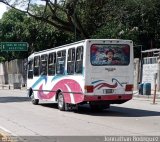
[27,39,134,105]
[27,41,86,104]
[83,39,134,102]
[28,75,84,104]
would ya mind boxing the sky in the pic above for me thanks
[0,3,7,19]
[0,1,47,19]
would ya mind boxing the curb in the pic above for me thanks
[133,95,160,103]
[133,91,160,99]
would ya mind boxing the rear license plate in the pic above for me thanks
[103,89,113,94]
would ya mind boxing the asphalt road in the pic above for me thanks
[0,89,160,141]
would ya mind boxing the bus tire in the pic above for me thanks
[30,91,39,105]
[57,92,66,111]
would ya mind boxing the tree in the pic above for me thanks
[0,57,5,63]
[0,0,89,39]
[1,0,160,59]
[0,8,74,61]
[0,9,28,60]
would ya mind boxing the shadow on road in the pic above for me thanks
[40,103,160,117]
[76,105,160,117]
[0,96,30,103]
[40,103,58,109]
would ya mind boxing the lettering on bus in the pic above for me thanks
[105,67,116,72]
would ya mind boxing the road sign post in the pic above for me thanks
[0,42,28,51]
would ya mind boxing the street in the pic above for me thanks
[0,89,160,139]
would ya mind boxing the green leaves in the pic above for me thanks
[0,57,5,63]
[1,0,160,60]
[0,7,74,61]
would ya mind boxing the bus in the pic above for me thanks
[27,39,134,111]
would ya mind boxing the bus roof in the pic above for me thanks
[29,39,132,57]
[34,39,86,55]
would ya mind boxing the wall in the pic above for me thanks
[0,59,27,85]
[134,58,140,90]
[0,63,5,84]
[142,64,159,90]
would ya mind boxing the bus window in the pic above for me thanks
[28,59,33,79]
[34,56,40,76]
[40,54,48,76]
[152,57,157,64]
[150,58,152,64]
[67,48,75,74]
[56,50,66,75]
[48,52,56,76]
[143,58,146,64]
[91,44,130,66]
[75,46,83,74]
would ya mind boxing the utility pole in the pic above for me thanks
[134,45,143,82]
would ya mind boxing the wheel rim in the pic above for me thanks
[58,94,64,108]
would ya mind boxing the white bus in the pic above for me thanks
[27,39,134,111]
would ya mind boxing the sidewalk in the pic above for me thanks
[133,90,160,102]
[0,84,26,90]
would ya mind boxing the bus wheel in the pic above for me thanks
[30,92,39,105]
[57,92,66,111]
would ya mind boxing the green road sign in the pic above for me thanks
[0,42,28,51]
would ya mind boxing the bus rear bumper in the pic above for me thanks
[83,94,133,104]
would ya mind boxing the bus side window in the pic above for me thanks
[28,59,33,79]
[67,48,75,75]
[56,50,66,75]
[40,54,48,76]
[75,46,83,74]
[34,56,40,76]
[48,52,56,76]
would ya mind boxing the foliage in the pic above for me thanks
[1,0,160,59]
[0,8,74,61]
[0,57,5,63]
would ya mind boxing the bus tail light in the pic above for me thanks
[85,85,94,93]
[125,84,133,91]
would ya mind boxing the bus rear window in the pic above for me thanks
[90,44,130,66]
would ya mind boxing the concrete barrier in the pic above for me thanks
[13,83,21,89]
